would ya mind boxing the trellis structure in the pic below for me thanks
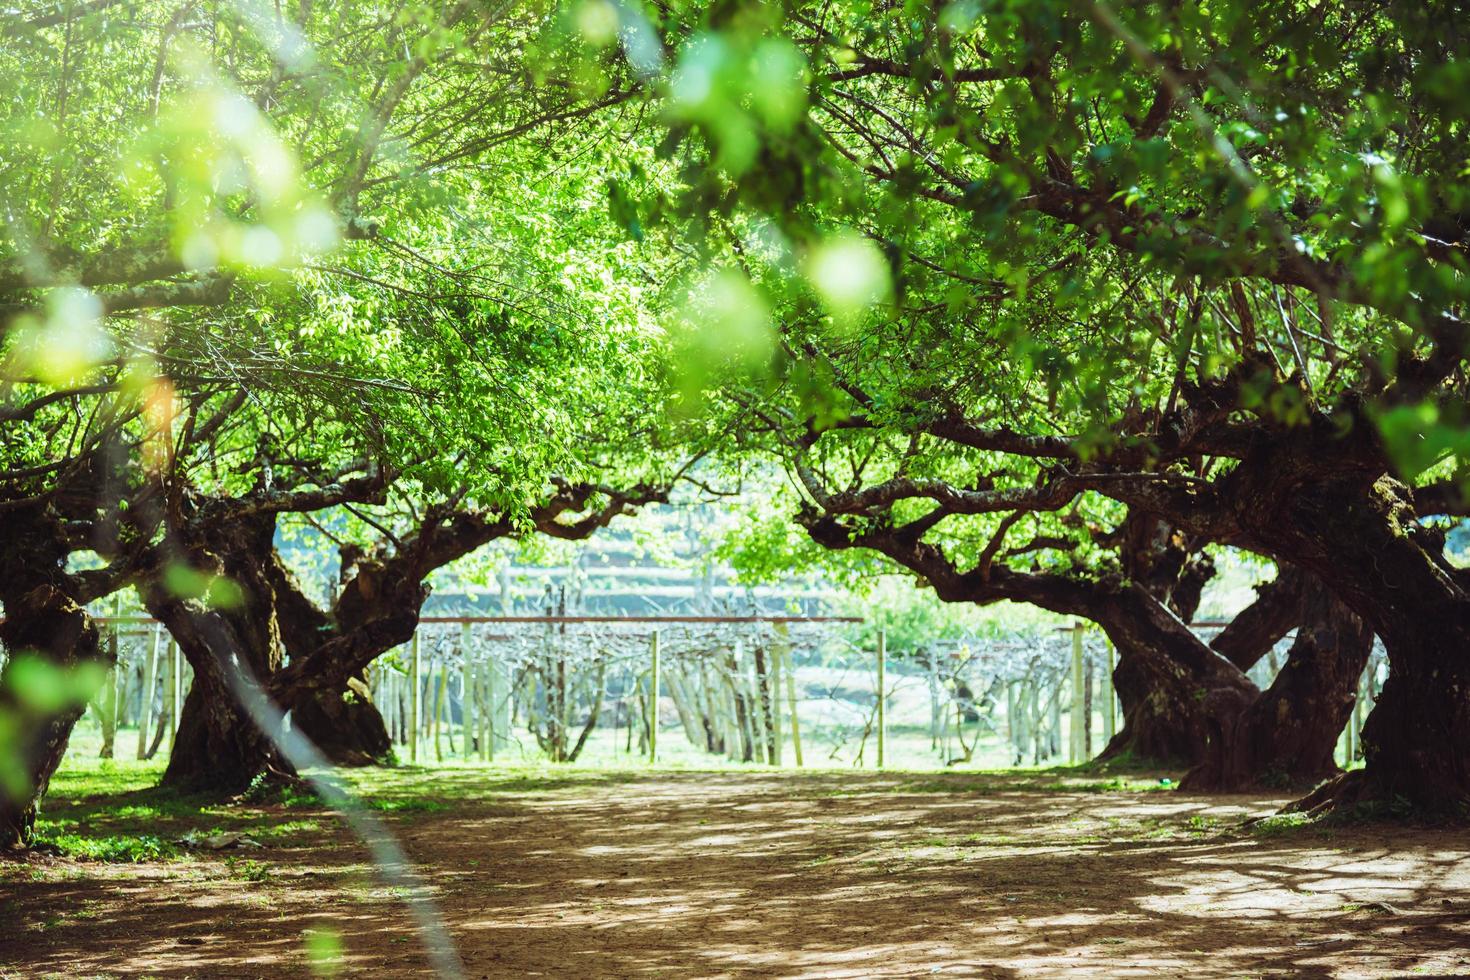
[370,615,861,767]
[40,613,1388,771]
[75,615,187,762]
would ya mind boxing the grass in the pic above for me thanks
[34,833,178,862]
[19,724,1181,874]
[1247,812,1314,835]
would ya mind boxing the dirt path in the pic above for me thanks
[5,770,1470,978]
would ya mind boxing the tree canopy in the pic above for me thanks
[3,0,1470,825]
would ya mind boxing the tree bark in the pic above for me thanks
[288,673,392,766]
[0,499,118,850]
[0,585,105,849]
[1094,584,1259,767]
[1182,576,1373,791]
[1238,473,1470,815]
[145,511,292,794]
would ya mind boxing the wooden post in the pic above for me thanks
[409,632,421,763]
[490,664,502,764]
[648,630,661,764]
[169,638,182,740]
[876,629,887,769]
[1069,622,1085,763]
[434,661,447,762]
[777,625,802,767]
[136,626,160,760]
[460,623,474,760]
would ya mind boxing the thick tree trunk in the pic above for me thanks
[1220,449,1470,814]
[1309,630,1470,815]
[0,585,106,849]
[1182,579,1373,791]
[147,513,292,794]
[163,666,286,794]
[1095,516,1254,767]
[1095,585,1259,768]
[289,675,392,767]
[268,544,413,766]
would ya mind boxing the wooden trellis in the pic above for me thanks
[371,615,860,767]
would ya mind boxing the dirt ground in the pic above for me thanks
[5,769,1470,979]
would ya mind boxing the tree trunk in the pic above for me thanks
[567,657,608,762]
[0,585,107,850]
[753,646,778,765]
[289,675,392,766]
[163,666,286,794]
[1182,578,1373,791]
[146,512,292,795]
[1095,585,1259,768]
[266,547,398,767]
[1221,451,1470,815]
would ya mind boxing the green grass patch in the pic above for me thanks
[1247,812,1314,836]
[37,832,179,862]
[365,798,450,813]
[1035,777,1175,793]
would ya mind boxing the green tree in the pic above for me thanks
[601,0,1470,812]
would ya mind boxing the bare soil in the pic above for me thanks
[4,769,1470,978]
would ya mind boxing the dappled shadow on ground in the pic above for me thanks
[4,769,1470,978]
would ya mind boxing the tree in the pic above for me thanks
[594,0,1470,810]
[1,0,670,816]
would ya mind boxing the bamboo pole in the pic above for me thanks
[876,629,887,769]
[1069,622,1085,764]
[483,659,495,762]
[648,630,660,764]
[409,632,421,763]
[136,626,160,760]
[172,639,183,737]
[460,623,474,760]
[778,630,802,768]
[434,662,447,762]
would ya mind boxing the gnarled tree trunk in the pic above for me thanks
[1263,476,1470,815]
[271,543,415,766]
[0,584,106,849]
[289,673,392,766]
[0,498,120,850]
[1095,584,1259,767]
[1182,575,1373,791]
[146,512,293,794]
[1163,417,1470,815]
